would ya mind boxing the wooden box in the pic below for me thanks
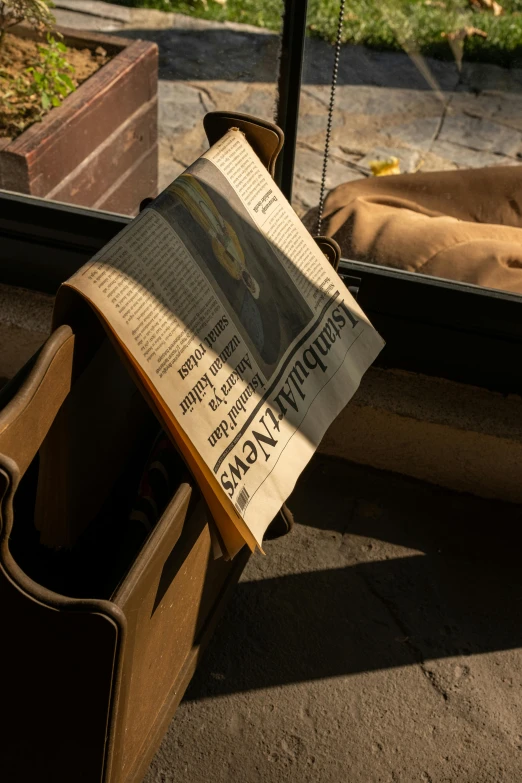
[0,28,158,215]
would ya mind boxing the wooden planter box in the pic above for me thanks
[0,27,158,215]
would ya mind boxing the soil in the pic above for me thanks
[0,32,110,139]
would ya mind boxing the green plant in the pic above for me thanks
[0,33,75,136]
[26,33,75,110]
[0,0,55,50]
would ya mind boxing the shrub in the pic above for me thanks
[0,0,55,50]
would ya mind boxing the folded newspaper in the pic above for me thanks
[55,128,384,559]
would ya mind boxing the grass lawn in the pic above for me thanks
[113,0,522,66]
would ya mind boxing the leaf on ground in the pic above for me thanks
[425,1,447,8]
[369,157,401,176]
[441,26,488,42]
[469,0,503,15]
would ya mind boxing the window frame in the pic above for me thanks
[2,188,521,395]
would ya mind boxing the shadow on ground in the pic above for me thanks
[184,456,522,700]
[122,27,463,91]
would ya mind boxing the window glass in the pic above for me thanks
[3,1,522,298]
[298,0,522,298]
[0,0,284,214]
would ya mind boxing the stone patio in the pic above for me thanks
[55,0,522,216]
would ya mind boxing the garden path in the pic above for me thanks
[55,0,522,215]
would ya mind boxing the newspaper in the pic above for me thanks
[59,129,384,558]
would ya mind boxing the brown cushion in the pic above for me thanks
[314,165,522,294]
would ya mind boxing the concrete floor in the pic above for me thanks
[144,455,522,783]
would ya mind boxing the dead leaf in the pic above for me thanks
[441,26,488,70]
[469,0,503,16]
[369,157,400,176]
[441,26,488,42]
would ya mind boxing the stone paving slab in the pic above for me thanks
[53,1,522,216]
[451,91,522,132]
[439,113,522,158]
[57,0,133,22]
[55,8,123,31]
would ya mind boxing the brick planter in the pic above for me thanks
[0,27,158,215]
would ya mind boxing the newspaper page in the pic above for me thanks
[62,129,384,550]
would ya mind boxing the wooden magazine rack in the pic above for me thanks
[0,307,251,783]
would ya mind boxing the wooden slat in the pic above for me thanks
[47,98,157,207]
[0,148,29,192]
[96,144,158,215]
[110,495,245,783]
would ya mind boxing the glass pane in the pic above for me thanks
[0,1,284,215]
[298,0,522,297]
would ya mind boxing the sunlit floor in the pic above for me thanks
[144,455,522,783]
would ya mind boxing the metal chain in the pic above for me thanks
[316,0,346,236]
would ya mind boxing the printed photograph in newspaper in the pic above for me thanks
[154,157,313,380]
